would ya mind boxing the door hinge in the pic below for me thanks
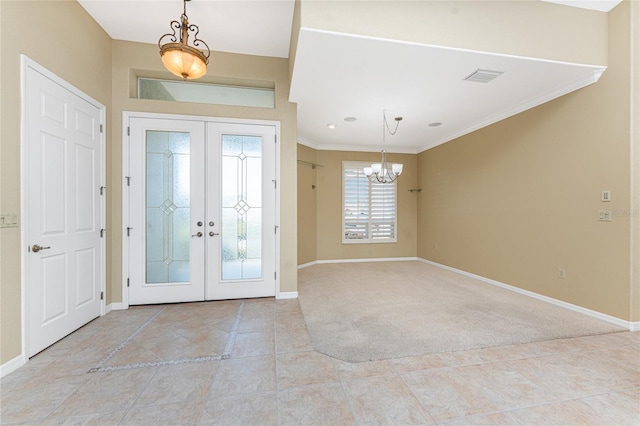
[100,186,106,195]
[274,272,277,280]
[274,135,277,144]
[100,291,104,300]
[125,176,131,186]
[126,227,132,237]
[100,228,106,238]
[127,126,130,136]
[100,124,104,133]
[127,278,130,287]
[274,225,279,234]
[272,179,277,189]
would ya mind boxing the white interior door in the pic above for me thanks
[128,118,206,304]
[24,60,104,357]
[206,122,277,300]
[126,116,277,304]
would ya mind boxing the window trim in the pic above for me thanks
[342,161,398,244]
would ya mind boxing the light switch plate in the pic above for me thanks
[601,190,611,202]
[0,212,19,228]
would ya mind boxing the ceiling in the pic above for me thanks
[78,0,621,153]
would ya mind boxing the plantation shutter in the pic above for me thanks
[343,162,397,243]
[343,164,370,240]
[370,181,396,240]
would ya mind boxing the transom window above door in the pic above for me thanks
[342,161,397,244]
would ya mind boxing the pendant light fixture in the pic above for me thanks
[158,0,211,80]
[364,111,404,184]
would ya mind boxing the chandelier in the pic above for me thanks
[364,112,404,184]
[158,0,211,80]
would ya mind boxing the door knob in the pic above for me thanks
[191,232,203,238]
[209,232,219,237]
[209,221,215,227]
[197,221,203,227]
[32,244,51,253]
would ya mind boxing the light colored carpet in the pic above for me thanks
[298,261,626,362]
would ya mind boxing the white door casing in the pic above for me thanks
[21,56,105,357]
[124,113,279,305]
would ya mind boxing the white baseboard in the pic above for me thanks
[0,355,26,378]
[107,303,127,311]
[316,257,418,265]
[419,258,636,331]
[277,291,299,300]
[298,261,318,269]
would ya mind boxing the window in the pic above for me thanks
[138,78,275,108]
[343,161,397,243]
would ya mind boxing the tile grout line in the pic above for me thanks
[194,301,248,425]
[89,301,247,373]
[88,307,167,373]
[273,302,281,426]
[221,301,245,359]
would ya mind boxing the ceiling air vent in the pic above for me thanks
[464,69,504,83]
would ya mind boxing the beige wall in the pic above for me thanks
[110,41,299,301]
[631,1,640,323]
[297,144,318,265]
[0,1,113,364]
[314,150,418,261]
[299,0,608,65]
[417,1,636,321]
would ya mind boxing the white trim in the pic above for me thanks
[106,303,128,312]
[277,291,299,300]
[419,258,636,331]
[298,261,318,269]
[20,55,107,359]
[317,257,419,265]
[297,137,417,154]
[0,355,26,378]
[121,112,131,310]
[631,322,640,332]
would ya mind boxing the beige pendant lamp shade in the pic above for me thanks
[158,0,210,80]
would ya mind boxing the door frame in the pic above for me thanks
[20,55,106,360]
[121,111,281,308]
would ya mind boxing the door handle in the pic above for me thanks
[209,232,219,237]
[32,244,51,253]
[191,232,203,238]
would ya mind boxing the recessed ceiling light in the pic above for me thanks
[326,123,336,129]
[428,122,442,127]
[344,117,357,122]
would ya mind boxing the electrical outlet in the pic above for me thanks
[601,190,611,202]
[558,268,566,279]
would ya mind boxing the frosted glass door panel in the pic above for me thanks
[221,135,262,281]
[146,130,191,283]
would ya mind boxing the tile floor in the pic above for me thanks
[1,298,638,425]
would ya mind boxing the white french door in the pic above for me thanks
[126,115,277,305]
[206,122,277,300]
[128,118,206,304]
[23,58,105,357]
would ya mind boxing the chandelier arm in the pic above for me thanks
[158,20,182,47]
[188,24,211,61]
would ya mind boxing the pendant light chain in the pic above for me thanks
[364,110,404,184]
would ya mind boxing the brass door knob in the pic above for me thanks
[32,244,51,253]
